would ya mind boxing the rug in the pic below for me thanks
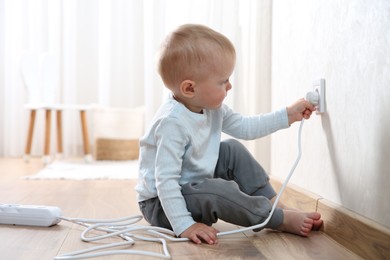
[24,160,139,180]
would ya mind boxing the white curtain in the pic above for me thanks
[0,0,272,165]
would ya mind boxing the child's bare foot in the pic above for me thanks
[276,210,323,236]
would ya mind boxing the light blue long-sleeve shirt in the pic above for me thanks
[135,94,289,235]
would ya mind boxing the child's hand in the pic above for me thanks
[287,98,316,125]
[180,223,219,245]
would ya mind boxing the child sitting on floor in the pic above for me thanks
[135,24,323,245]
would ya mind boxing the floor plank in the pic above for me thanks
[250,230,363,260]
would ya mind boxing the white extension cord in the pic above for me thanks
[52,119,306,260]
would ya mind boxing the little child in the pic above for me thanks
[135,24,323,245]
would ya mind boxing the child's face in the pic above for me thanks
[192,56,235,112]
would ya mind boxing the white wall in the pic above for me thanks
[271,0,390,228]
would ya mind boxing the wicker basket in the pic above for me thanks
[94,138,139,160]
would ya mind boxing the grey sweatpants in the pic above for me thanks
[138,139,283,234]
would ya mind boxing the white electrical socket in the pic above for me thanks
[312,78,326,114]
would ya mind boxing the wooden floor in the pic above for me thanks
[0,157,363,260]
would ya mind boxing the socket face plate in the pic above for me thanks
[312,79,326,114]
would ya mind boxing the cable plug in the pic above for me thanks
[306,90,319,106]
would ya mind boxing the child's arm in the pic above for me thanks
[220,97,315,140]
[286,98,316,125]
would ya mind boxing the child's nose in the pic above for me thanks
[226,83,232,91]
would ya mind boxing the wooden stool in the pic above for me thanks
[24,107,92,164]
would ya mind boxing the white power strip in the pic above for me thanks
[0,204,62,227]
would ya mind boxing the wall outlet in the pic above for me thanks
[312,79,326,114]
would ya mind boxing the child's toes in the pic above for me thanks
[312,219,323,230]
[302,222,312,229]
[300,228,310,236]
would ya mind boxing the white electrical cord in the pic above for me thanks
[55,120,305,260]
[219,119,304,235]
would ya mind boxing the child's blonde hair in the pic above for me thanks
[158,24,236,90]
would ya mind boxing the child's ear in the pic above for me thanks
[179,80,196,98]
